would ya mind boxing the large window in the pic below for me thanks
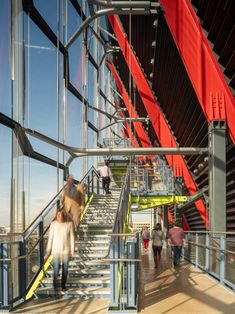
[0,1,117,230]
[0,126,12,228]
[0,1,11,116]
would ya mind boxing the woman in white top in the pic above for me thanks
[46,210,75,291]
[151,223,163,268]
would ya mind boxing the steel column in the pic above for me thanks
[208,121,226,232]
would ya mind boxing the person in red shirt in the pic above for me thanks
[167,221,186,267]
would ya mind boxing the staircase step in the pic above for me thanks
[41,277,110,287]
[77,246,109,252]
[36,287,110,298]
[79,235,110,241]
[69,259,109,267]
[77,240,110,246]
[80,224,113,229]
[79,229,112,234]
[72,253,108,260]
[46,268,110,277]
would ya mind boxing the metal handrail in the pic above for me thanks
[109,233,137,237]
[24,185,64,238]
[186,241,235,255]
[185,231,235,234]
[0,166,101,261]
[104,258,142,262]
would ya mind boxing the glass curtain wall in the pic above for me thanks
[0,0,118,231]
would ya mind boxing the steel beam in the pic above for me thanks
[88,0,158,9]
[25,127,208,156]
[178,186,208,210]
[108,15,209,228]
[74,147,208,156]
[209,121,226,232]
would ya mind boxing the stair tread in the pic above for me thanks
[77,246,109,251]
[69,260,109,266]
[76,240,110,244]
[42,277,110,284]
[37,287,110,295]
[80,235,110,238]
[46,268,110,275]
[72,253,108,258]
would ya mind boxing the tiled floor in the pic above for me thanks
[13,248,235,314]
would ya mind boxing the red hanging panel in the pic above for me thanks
[159,0,235,141]
[108,15,208,228]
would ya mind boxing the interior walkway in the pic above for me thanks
[139,249,235,314]
[13,249,235,314]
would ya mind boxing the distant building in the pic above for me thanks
[133,222,151,232]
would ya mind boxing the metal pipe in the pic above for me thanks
[66,8,150,49]
[177,186,208,209]
[24,128,208,156]
[74,147,209,156]
[88,0,153,9]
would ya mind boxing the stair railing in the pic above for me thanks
[0,166,101,310]
[108,172,142,312]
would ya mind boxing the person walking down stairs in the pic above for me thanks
[97,161,112,194]
[60,175,86,233]
[45,210,75,293]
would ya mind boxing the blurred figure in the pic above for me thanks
[144,157,154,190]
[168,221,186,268]
[151,223,163,268]
[97,161,111,194]
[46,210,75,292]
[60,175,85,233]
[142,226,150,251]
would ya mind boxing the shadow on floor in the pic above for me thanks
[139,248,235,314]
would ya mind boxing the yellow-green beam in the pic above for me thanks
[131,195,188,211]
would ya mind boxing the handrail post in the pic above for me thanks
[220,235,225,284]
[195,233,199,267]
[187,233,191,261]
[91,170,94,193]
[88,175,90,199]
[110,239,119,307]
[97,176,100,194]
[205,233,209,271]
[0,243,10,309]
[126,236,137,308]
[39,220,44,268]
[18,239,26,300]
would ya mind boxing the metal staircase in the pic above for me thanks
[35,189,121,299]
